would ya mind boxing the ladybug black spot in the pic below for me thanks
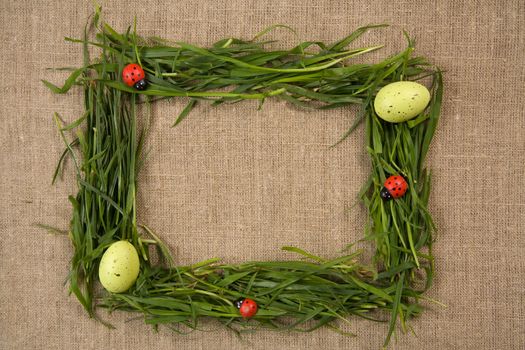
[133,66,137,70]
[131,72,134,76]
[132,78,135,82]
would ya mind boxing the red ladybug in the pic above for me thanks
[235,298,258,319]
[122,63,147,90]
[380,175,408,200]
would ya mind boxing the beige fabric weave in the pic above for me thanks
[1,0,524,349]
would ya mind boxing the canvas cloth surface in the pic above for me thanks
[0,0,523,349]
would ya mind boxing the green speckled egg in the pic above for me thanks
[374,81,431,123]
[98,241,140,293]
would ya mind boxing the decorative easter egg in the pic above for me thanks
[98,241,140,293]
[374,81,431,123]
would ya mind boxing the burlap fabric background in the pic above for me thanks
[1,0,523,349]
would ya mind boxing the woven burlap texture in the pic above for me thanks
[1,0,523,349]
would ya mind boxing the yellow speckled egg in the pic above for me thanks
[374,81,431,123]
[98,241,140,293]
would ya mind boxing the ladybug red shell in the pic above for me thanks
[235,298,258,319]
[122,63,147,90]
[380,175,408,200]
